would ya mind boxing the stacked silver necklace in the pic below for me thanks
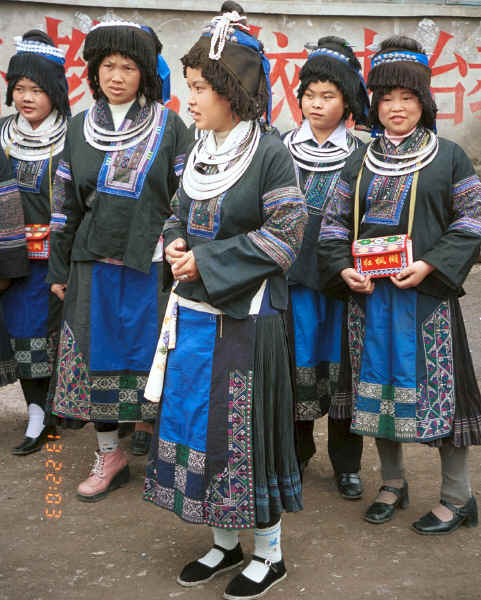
[83,102,157,152]
[365,129,439,176]
[284,128,356,172]
[0,110,67,160]
[182,120,261,201]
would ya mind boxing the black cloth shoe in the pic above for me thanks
[12,426,55,456]
[412,496,478,535]
[130,431,152,455]
[224,556,287,600]
[364,482,409,524]
[336,472,363,500]
[177,543,244,587]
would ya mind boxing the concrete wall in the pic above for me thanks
[2,1,481,166]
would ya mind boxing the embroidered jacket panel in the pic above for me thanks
[286,130,364,291]
[0,146,29,278]
[47,101,190,283]
[318,132,481,299]
[163,132,308,319]
[0,115,62,228]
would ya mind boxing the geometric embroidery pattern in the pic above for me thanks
[347,297,365,412]
[0,179,26,250]
[303,169,341,216]
[11,336,51,378]
[144,368,256,529]
[295,362,339,420]
[204,368,256,529]
[188,190,226,240]
[52,321,156,422]
[144,439,206,524]
[248,186,307,273]
[90,374,155,422]
[97,104,168,199]
[319,177,352,241]
[364,128,426,226]
[416,300,455,441]
[354,381,417,440]
[50,160,71,232]
[52,321,91,421]
[13,157,49,193]
[364,171,413,225]
[448,174,481,236]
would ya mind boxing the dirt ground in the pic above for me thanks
[1,266,481,600]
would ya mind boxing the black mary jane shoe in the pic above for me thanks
[12,426,55,456]
[412,497,478,535]
[177,543,244,587]
[130,431,152,455]
[224,556,287,600]
[364,482,409,524]
[336,472,363,500]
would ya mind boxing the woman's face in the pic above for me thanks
[301,80,346,137]
[98,53,141,105]
[12,77,53,129]
[185,67,237,132]
[378,87,423,136]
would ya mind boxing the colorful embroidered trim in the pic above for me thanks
[188,193,226,239]
[204,368,256,529]
[13,158,49,193]
[448,174,481,236]
[96,104,168,199]
[416,301,455,441]
[319,177,351,241]
[0,179,26,249]
[174,153,185,177]
[248,186,306,272]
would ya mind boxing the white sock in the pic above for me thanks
[25,403,45,438]
[198,527,239,568]
[242,521,282,583]
[96,430,120,453]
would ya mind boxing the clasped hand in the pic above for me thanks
[341,260,434,294]
[165,238,200,282]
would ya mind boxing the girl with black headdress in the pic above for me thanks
[0,30,69,455]
[319,35,481,534]
[143,9,307,600]
[284,36,370,500]
[47,21,189,501]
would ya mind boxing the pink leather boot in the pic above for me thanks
[77,447,130,502]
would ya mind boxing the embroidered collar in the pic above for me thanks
[365,126,438,176]
[83,97,159,152]
[182,120,261,200]
[284,121,356,172]
[0,109,67,160]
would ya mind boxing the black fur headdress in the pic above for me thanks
[6,30,70,117]
[83,22,166,103]
[367,35,437,131]
[298,36,370,126]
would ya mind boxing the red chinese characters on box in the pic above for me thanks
[352,235,413,278]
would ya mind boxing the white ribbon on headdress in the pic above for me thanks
[208,11,246,60]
